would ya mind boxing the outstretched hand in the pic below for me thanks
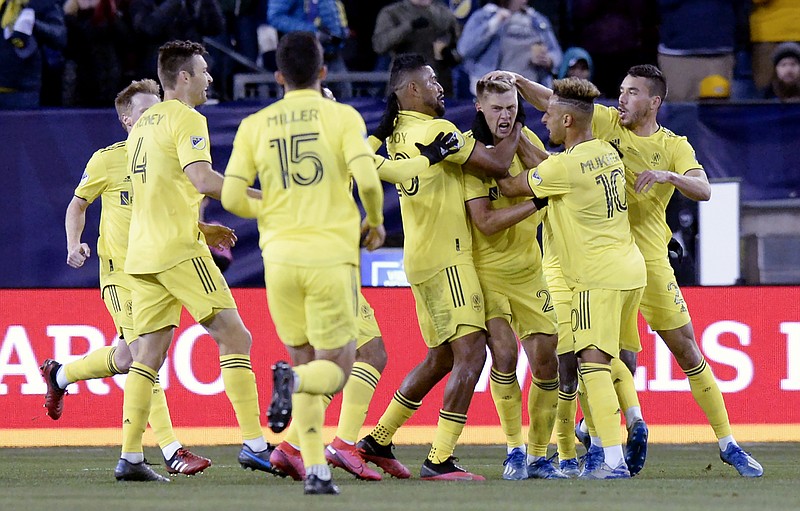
[200,222,238,250]
[415,131,461,165]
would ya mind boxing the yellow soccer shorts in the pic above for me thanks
[543,266,574,355]
[265,262,359,350]
[357,291,382,349]
[571,287,644,358]
[639,257,692,332]
[479,266,557,339]
[131,256,237,339]
[411,264,486,348]
[100,269,136,343]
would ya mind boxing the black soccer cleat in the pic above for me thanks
[304,474,340,495]
[238,444,283,476]
[267,361,294,433]
[114,459,170,482]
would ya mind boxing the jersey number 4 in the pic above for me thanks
[130,137,147,183]
[270,132,324,189]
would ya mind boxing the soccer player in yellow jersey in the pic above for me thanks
[495,77,646,479]
[40,79,217,477]
[511,65,763,478]
[355,53,523,481]
[221,32,385,495]
[118,41,273,483]
[462,73,564,480]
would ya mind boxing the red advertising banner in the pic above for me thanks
[2,287,799,445]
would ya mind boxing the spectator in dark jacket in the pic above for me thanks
[0,0,67,109]
[764,41,800,102]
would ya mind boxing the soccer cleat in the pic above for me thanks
[114,459,170,482]
[164,448,212,475]
[527,457,569,479]
[356,434,411,479]
[238,444,282,475]
[579,444,604,476]
[420,457,485,481]
[579,460,631,480]
[720,443,763,478]
[270,441,306,481]
[559,458,581,477]
[325,437,382,481]
[625,419,649,476]
[304,474,340,495]
[267,361,294,433]
[574,417,591,451]
[501,447,528,480]
[39,359,67,420]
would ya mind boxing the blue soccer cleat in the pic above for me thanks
[625,419,648,476]
[527,456,569,479]
[559,457,581,477]
[720,443,763,478]
[579,444,604,477]
[575,418,591,452]
[502,447,528,480]
[579,460,631,480]
[238,444,282,476]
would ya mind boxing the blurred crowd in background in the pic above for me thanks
[0,0,798,109]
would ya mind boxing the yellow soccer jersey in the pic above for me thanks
[387,110,476,284]
[125,100,213,274]
[528,138,646,291]
[592,104,703,261]
[540,209,559,275]
[73,141,131,272]
[464,127,546,273]
[225,89,378,266]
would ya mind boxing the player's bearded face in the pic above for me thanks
[479,90,517,141]
[617,75,651,129]
[188,55,213,106]
[419,66,446,117]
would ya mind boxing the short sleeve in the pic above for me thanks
[425,118,476,166]
[225,116,257,184]
[340,105,374,166]
[175,109,212,170]
[671,137,703,175]
[528,156,571,198]
[463,169,490,201]
[591,103,618,136]
[73,149,110,203]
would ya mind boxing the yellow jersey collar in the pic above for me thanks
[399,110,434,121]
[285,89,323,100]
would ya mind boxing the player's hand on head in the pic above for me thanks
[361,218,386,251]
[66,243,91,268]
[470,111,494,146]
[415,131,460,165]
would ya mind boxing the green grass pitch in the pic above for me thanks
[1,443,798,511]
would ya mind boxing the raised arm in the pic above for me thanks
[516,133,550,170]
[65,196,91,268]
[467,122,523,179]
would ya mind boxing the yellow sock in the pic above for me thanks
[294,359,345,395]
[526,376,559,457]
[580,362,621,448]
[611,357,640,414]
[577,375,596,436]
[220,355,263,441]
[64,346,120,383]
[293,393,326,466]
[121,362,156,455]
[371,391,421,446]
[283,393,333,448]
[427,410,467,464]
[148,380,178,449]
[489,368,523,449]
[555,389,578,459]
[337,362,381,443]
[685,359,732,439]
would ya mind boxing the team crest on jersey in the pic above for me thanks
[471,293,483,312]
[650,152,662,166]
[489,186,499,201]
[530,169,543,186]
[191,136,207,150]
[120,191,130,205]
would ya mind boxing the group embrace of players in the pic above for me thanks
[39,31,762,496]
